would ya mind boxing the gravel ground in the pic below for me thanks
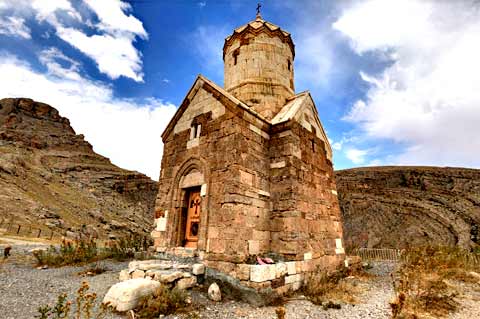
[0,241,398,319]
[168,261,398,319]
[0,242,127,319]
[0,241,424,319]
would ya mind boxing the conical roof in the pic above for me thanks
[223,15,295,59]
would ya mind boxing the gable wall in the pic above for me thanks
[154,85,273,268]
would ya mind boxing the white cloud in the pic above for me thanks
[336,0,480,168]
[31,0,80,22]
[0,0,147,82]
[38,47,81,80]
[332,142,342,151]
[294,30,335,90]
[0,16,31,39]
[0,53,176,180]
[345,148,368,164]
[83,0,147,39]
[56,26,145,82]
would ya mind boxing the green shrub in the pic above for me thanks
[33,235,153,267]
[33,240,98,267]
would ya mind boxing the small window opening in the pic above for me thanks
[287,59,291,71]
[311,139,316,153]
[233,48,240,65]
[190,123,201,140]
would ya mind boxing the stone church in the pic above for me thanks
[152,13,345,294]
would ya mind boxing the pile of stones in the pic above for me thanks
[119,259,205,289]
[104,259,208,312]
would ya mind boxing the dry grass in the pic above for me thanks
[134,285,189,319]
[36,281,111,319]
[390,245,480,318]
[302,264,372,306]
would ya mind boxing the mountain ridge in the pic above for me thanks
[335,166,480,250]
[0,97,158,239]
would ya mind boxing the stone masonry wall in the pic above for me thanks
[224,32,294,120]
[153,83,272,266]
[269,120,344,263]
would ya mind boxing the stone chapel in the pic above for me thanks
[152,13,345,294]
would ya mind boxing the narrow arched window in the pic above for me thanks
[287,59,291,71]
[190,123,201,140]
[233,48,240,65]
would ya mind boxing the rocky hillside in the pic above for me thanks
[335,166,480,250]
[0,98,158,239]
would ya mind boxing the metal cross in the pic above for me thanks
[256,3,262,16]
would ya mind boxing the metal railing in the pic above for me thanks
[352,247,480,268]
[0,218,62,240]
[353,248,403,261]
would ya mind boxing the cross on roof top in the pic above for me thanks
[256,3,262,18]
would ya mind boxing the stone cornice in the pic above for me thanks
[226,81,295,96]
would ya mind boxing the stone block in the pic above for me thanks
[285,274,302,284]
[159,271,184,283]
[292,281,302,291]
[192,263,205,275]
[335,238,345,255]
[150,230,161,238]
[239,170,254,186]
[155,214,168,232]
[200,183,207,196]
[275,262,287,278]
[295,261,304,274]
[250,264,276,282]
[304,252,312,260]
[248,240,260,255]
[236,264,250,281]
[103,278,160,312]
[252,230,270,241]
[119,269,130,281]
[138,263,171,271]
[286,261,296,275]
[131,270,145,279]
[270,161,286,169]
[186,138,199,149]
[176,276,197,290]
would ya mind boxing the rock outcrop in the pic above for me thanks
[335,166,480,250]
[0,98,158,238]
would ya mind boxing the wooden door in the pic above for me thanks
[184,189,201,248]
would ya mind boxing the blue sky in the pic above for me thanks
[1,0,480,180]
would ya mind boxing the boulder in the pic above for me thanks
[192,263,205,275]
[103,278,160,312]
[131,270,145,279]
[176,276,197,290]
[119,269,130,281]
[159,270,184,283]
[208,283,221,302]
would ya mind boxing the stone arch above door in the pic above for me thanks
[179,169,205,189]
[169,157,209,250]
